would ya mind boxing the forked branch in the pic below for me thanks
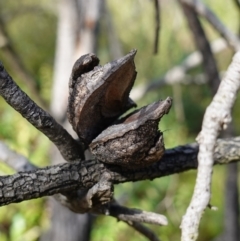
[0,62,84,161]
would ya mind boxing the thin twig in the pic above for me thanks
[0,17,48,109]
[180,51,240,241]
[0,62,84,161]
[180,0,240,51]
[153,0,160,54]
[179,1,220,95]
[123,221,161,241]
[107,202,168,226]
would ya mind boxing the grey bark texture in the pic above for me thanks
[0,137,240,207]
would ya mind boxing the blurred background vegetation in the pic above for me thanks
[0,0,239,241]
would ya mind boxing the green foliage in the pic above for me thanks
[0,0,239,240]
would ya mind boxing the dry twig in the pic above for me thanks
[179,1,220,94]
[153,0,160,54]
[179,0,240,51]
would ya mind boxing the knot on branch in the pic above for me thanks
[60,172,114,213]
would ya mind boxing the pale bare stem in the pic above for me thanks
[107,202,168,226]
[180,51,240,241]
[180,0,240,51]
[0,141,36,172]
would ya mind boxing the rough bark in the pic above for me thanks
[0,136,240,207]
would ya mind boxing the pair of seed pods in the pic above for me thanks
[67,50,172,168]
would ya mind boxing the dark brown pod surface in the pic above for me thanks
[90,97,172,168]
[69,53,100,95]
[68,53,100,129]
[67,50,137,146]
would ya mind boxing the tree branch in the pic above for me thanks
[0,62,84,161]
[180,51,240,241]
[0,136,240,207]
[153,0,160,54]
[179,0,240,51]
[107,202,167,225]
[179,0,220,94]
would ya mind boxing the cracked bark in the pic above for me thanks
[0,137,239,207]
